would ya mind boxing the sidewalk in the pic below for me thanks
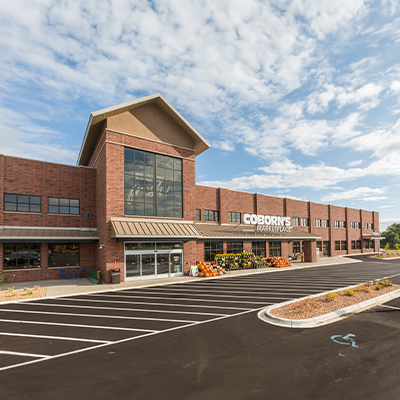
[0,256,359,299]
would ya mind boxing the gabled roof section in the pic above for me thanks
[77,93,210,166]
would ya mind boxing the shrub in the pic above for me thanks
[325,292,339,301]
[357,284,372,293]
[345,289,356,296]
[378,279,392,287]
[375,283,383,291]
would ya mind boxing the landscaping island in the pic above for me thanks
[270,280,399,320]
[0,286,46,302]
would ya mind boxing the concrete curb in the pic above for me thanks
[258,285,400,329]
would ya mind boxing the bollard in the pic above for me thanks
[97,270,102,284]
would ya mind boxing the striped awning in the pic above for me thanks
[110,218,202,241]
[0,227,99,243]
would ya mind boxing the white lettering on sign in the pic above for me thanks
[256,226,292,233]
[244,213,291,227]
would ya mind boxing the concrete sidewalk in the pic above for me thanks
[0,255,360,299]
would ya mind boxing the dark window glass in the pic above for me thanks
[204,210,219,222]
[48,244,80,267]
[252,241,266,257]
[293,241,301,253]
[269,241,281,257]
[4,193,41,213]
[3,243,41,270]
[229,212,241,223]
[292,217,300,226]
[227,241,243,253]
[204,242,223,262]
[356,240,361,249]
[196,209,201,221]
[351,240,356,250]
[322,219,329,228]
[316,241,322,252]
[124,148,182,218]
[341,241,347,251]
[48,197,80,215]
[335,241,340,251]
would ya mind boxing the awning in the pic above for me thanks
[195,224,320,241]
[111,218,202,241]
[0,227,99,243]
[362,233,385,240]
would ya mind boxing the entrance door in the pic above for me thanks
[156,253,170,276]
[169,251,182,276]
[126,254,140,278]
[323,241,330,257]
[141,253,155,277]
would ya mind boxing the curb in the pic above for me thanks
[258,285,400,329]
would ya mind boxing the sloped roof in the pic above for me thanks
[110,218,201,241]
[77,93,210,166]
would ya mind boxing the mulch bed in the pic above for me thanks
[0,287,46,302]
[270,283,400,320]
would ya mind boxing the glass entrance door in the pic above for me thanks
[141,253,155,277]
[126,254,140,278]
[156,253,170,276]
[169,251,182,276]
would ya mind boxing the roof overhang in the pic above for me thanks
[77,93,210,166]
[110,218,202,241]
[0,227,99,243]
[362,234,384,240]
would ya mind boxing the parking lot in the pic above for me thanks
[1,256,400,399]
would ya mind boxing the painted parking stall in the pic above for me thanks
[1,258,400,371]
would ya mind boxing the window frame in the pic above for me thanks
[3,243,41,270]
[228,212,241,224]
[204,241,223,262]
[322,219,329,228]
[4,193,41,213]
[48,197,80,215]
[301,217,309,227]
[315,219,321,228]
[252,241,266,257]
[227,241,243,253]
[48,243,80,268]
[204,210,219,222]
[292,217,300,227]
[195,209,201,221]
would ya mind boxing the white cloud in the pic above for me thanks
[348,159,363,167]
[321,187,387,202]
[390,80,400,93]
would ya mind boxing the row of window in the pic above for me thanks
[196,211,375,230]
[3,243,80,270]
[4,194,80,215]
[204,241,283,261]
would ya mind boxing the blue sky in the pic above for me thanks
[1,0,400,231]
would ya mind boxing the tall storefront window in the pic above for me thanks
[124,148,182,218]
[227,241,243,253]
[252,241,266,257]
[3,243,41,270]
[269,241,281,257]
[293,241,301,253]
[204,242,223,262]
[48,244,80,267]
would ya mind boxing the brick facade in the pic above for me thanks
[0,95,382,284]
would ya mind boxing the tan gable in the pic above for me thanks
[78,93,210,166]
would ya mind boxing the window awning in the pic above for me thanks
[0,227,99,243]
[110,218,202,241]
[195,224,320,241]
[362,233,384,240]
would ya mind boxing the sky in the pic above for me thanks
[1,0,400,231]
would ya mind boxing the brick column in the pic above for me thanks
[243,241,252,253]
[281,241,289,258]
[304,241,317,262]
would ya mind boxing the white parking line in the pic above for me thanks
[0,319,158,333]
[379,304,400,311]
[88,293,275,304]
[0,332,112,344]
[0,350,50,358]
[19,302,228,317]
[58,297,253,311]
[101,290,294,301]
[0,309,199,324]
[140,286,322,295]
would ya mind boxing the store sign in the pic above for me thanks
[243,213,292,233]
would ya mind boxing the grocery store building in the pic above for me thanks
[0,94,382,283]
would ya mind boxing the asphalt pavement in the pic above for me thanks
[1,255,400,399]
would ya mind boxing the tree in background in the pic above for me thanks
[381,223,400,249]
